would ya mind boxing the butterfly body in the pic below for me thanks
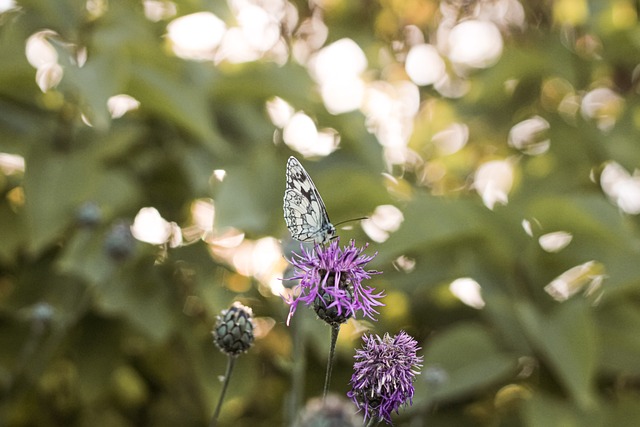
[284,156,336,245]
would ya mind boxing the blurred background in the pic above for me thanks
[2,0,640,425]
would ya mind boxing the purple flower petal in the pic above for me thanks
[347,331,423,425]
[284,239,385,326]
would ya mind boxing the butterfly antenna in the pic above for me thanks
[333,217,368,227]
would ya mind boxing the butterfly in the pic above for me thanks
[283,156,336,245]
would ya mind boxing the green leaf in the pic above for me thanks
[23,147,93,252]
[522,392,603,427]
[93,259,177,343]
[379,195,486,260]
[18,0,86,39]
[69,313,128,403]
[57,229,117,285]
[128,63,229,156]
[374,193,521,290]
[522,195,640,297]
[597,298,640,375]
[23,145,140,253]
[418,322,518,406]
[603,396,640,427]
[60,52,126,131]
[515,300,598,410]
[210,62,313,107]
[0,195,27,263]
[213,151,282,235]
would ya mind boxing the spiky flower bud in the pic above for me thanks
[294,395,360,427]
[313,269,354,326]
[104,221,135,261]
[76,201,102,228]
[213,302,255,357]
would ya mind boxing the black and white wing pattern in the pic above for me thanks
[283,156,336,244]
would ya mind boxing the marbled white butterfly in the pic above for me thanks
[283,156,336,245]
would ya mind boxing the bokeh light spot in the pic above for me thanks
[449,278,485,309]
[310,38,367,84]
[405,43,446,86]
[601,161,640,214]
[581,88,624,131]
[131,207,173,245]
[167,12,226,61]
[474,159,514,210]
[431,123,468,155]
[266,97,295,129]
[362,205,404,243]
[0,0,16,13]
[0,153,25,174]
[320,76,365,114]
[447,20,503,68]
[544,260,605,302]
[508,116,550,155]
[283,112,318,151]
[539,231,573,253]
[143,0,177,22]
[107,94,140,118]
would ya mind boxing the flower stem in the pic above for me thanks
[323,324,340,399]
[210,356,236,427]
[365,417,381,427]
[286,311,306,424]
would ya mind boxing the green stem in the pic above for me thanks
[322,324,340,399]
[365,416,381,427]
[286,311,306,425]
[210,356,237,427]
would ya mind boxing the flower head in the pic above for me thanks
[213,302,255,357]
[104,220,135,261]
[294,394,360,427]
[284,239,384,326]
[347,331,423,425]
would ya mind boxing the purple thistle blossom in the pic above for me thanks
[347,331,423,425]
[284,239,385,326]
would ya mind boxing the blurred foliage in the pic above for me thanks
[1,0,640,426]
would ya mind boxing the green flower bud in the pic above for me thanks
[213,302,255,357]
[312,270,354,327]
[294,394,359,427]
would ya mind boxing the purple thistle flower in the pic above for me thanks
[347,331,423,425]
[284,239,384,326]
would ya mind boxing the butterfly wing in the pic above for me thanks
[284,156,335,244]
